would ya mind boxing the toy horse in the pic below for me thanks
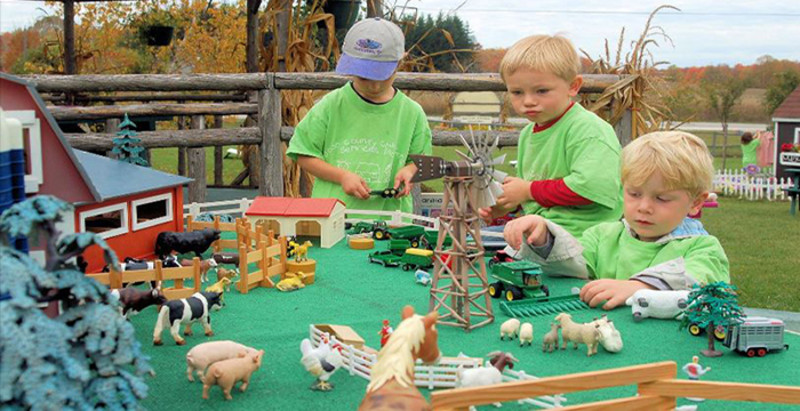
[294,241,313,263]
[357,306,440,411]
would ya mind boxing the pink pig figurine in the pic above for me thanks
[202,349,265,400]
[186,340,259,382]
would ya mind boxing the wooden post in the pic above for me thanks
[105,117,120,158]
[367,0,383,17]
[191,257,201,292]
[258,83,284,197]
[237,244,249,294]
[155,259,164,290]
[245,0,262,74]
[177,103,187,176]
[187,115,207,203]
[614,108,633,147]
[275,0,289,72]
[214,115,224,185]
[63,0,76,75]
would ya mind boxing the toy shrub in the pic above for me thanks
[680,282,745,357]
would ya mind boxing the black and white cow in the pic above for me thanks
[152,292,224,346]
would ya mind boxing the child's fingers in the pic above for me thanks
[587,290,612,308]
[602,295,626,310]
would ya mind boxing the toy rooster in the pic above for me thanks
[299,333,344,391]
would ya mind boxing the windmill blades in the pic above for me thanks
[491,169,508,182]
[458,133,475,158]
[490,154,506,166]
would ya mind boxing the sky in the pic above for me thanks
[1,0,798,67]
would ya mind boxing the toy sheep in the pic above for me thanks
[186,340,260,382]
[554,313,601,357]
[519,322,533,347]
[202,349,265,400]
[625,289,690,322]
[542,322,560,353]
[500,318,520,341]
[590,315,623,353]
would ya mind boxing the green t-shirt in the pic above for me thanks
[286,83,432,213]
[580,221,730,284]
[741,138,761,166]
[516,103,623,237]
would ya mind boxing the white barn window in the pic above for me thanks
[131,192,173,231]
[79,203,128,239]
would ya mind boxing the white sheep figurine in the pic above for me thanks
[625,289,691,322]
[499,318,520,341]
[589,315,623,353]
[519,322,533,347]
[457,351,519,409]
[542,322,560,353]
[554,313,601,357]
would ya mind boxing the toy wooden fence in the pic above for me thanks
[714,169,793,201]
[86,258,201,300]
[429,361,800,410]
[236,227,288,294]
[186,214,242,252]
[308,325,565,408]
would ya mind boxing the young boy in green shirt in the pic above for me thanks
[504,131,730,310]
[286,18,432,213]
[479,35,623,237]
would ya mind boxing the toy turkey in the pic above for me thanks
[299,333,344,391]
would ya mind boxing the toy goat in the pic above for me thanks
[110,288,166,319]
[153,292,224,346]
[542,322,560,353]
[626,289,690,322]
[499,318,520,341]
[202,349,265,400]
[205,277,232,295]
[554,313,601,357]
[186,340,260,382]
[155,228,220,259]
[457,351,519,409]
[590,315,623,353]
[519,323,533,347]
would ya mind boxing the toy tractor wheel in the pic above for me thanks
[489,282,504,298]
[541,285,550,297]
[373,230,386,240]
[746,348,757,357]
[505,287,523,302]
[402,264,412,271]
[688,323,703,336]
[713,325,727,341]
[345,222,353,230]
[411,239,420,248]
[757,348,767,357]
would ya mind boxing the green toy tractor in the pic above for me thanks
[488,260,550,302]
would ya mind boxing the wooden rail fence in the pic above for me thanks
[86,257,202,301]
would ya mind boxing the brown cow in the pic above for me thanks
[111,288,167,319]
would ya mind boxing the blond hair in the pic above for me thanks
[499,34,580,82]
[622,131,714,197]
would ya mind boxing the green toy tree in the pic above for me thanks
[111,114,148,166]
[0,195,153,409]
[680,281,744,357]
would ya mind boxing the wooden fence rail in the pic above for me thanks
[49,103,258,120]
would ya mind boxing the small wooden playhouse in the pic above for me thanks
[245,196,345,248]
[772,85,800,179]
[0,73,192,273]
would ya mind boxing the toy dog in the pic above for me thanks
[153,292,223,346]
[205,277,232,294]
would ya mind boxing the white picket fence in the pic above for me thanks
[713,169,793,201]
[308,325,566,408]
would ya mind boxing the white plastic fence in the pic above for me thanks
[308,325,565,408]
[713,169,792,201]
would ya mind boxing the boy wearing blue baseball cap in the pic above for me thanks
[287,18,432,213]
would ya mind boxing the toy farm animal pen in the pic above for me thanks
[358,306,440,411]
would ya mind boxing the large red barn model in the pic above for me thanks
[0,73,191,273]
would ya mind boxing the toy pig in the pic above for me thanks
[202,349,265,400]
[186,340,260,382]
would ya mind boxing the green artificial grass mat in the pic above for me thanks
[131,238,800,410]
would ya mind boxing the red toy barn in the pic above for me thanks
[0,73,191,273]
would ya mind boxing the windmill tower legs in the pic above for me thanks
[429,176,494,331]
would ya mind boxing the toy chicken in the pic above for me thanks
[299,334,343,391]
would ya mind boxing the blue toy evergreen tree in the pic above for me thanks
[680,281,744,357]
[0,195,153,409]
[111,114,148,166]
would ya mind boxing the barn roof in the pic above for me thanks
[74,150,191,200]
[773,86,800,120]
[246,197,345,217]
[0,73,191,204]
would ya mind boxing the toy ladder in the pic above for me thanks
[428,176,494,331]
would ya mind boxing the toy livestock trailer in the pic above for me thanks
[722,317,789,357]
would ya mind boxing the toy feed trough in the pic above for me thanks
[500,295,590,319]
[409,131,507,331]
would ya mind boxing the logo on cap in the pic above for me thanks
[355,38,382,55]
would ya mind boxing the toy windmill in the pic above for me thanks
[409,131,507,331]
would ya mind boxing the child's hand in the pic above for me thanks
[579,280,654,310]
[340,171,370,199]
[478,204,512,225]
[497,177,531,210]
[393,164,417,197]
[503,215,549,250]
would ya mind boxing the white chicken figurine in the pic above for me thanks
[300,333,344,391]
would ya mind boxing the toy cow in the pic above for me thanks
[202,349,265,400]
[626,289,691,322]
[186,340,260,382]
[110,288,167,319]
[212,252,239,266]
[153,291,224,346]
[155,228,220,259]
